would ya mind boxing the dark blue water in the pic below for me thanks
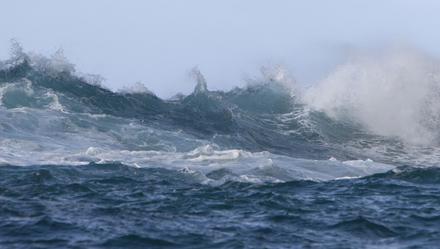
[1,47,440,248]
[2,164,440,248]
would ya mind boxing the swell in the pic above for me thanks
[1,46,440,178]
[2,45,440,249]
[0,52,332,158]
[0,52,370,142]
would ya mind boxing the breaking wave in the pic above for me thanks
[2,44,440,183]
[304,48,440,144]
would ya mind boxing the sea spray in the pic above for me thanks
[304,49,440,144]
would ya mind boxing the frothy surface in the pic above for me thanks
[1,47,440,248]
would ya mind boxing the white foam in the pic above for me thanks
[0,131,396,184]
[118,82,155,95]
[0,98,397,184]
[79,145,395,183]
[190,67,208,94]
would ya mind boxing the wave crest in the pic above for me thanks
[2,44,440,177]
[304,49,440,144]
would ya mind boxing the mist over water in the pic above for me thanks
[305,48,440,144]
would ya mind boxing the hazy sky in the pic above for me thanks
[1,0,440,97]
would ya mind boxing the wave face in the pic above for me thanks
[2,46,440,248]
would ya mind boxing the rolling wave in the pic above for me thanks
[1,45,440,183]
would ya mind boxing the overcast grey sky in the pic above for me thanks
[1,0,440,97]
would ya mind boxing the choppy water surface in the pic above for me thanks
[1,47,440,248]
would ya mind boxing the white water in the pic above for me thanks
[5,46,440,183]
[0,106,394,183]
[304,49,440,145]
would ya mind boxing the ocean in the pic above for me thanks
[1,48,440,248]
